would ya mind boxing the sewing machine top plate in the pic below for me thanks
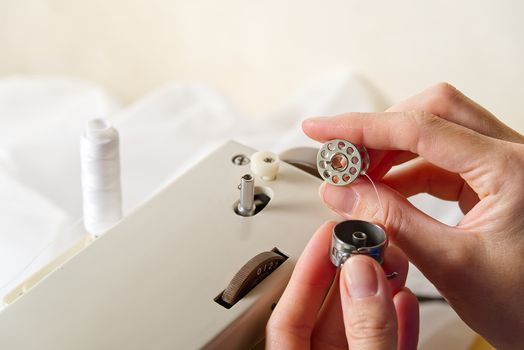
[0,141,337,349]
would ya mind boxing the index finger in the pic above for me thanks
[266,221,337,349]
[303,112,504,196]
[353,83,522,180]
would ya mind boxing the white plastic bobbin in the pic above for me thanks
[317,139,369,186]
[80,118,123,237]
[250,151,280,181]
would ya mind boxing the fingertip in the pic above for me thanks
[318,219,337,234]
[339,256,398,349]
[341,255,385,300]
[394,287,419,311]
[302,116,329,140]
[382,245,409,295]
[394,287,420,350]
[302,116,328,126]
[393,287,419,320]
[320,181,359,215]
[301,117,316,133]
[318,181,327,201]
[268,221,340,345]
[295,220,337,276]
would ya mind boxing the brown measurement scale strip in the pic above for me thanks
[219,250,287,307]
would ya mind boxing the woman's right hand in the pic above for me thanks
[303,83,524,349]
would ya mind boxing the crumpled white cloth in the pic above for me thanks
[0,71,474,348]
[0,77,120,298]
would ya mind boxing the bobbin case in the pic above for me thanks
[330,220,387,266]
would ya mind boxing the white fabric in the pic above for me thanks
[0,77,120,298]
[0,73,473,348]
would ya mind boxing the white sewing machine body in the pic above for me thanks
[0,141,336,349]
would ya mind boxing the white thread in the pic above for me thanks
[80,119,122,237]
[363,173,384,220]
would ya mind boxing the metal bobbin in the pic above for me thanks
[330,220,387,267]
[317,139,369,186]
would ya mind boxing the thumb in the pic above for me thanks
[340,256,397,349]
[320,180,465,280]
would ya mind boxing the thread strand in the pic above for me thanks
[363,173,384,221]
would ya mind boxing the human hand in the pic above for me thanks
[302,83,524,349]
[266,222,419,350]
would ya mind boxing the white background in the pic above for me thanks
[0,0,523,130]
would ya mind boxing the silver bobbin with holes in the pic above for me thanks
[317,139,369,186]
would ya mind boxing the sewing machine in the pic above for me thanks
[0,141,336,349]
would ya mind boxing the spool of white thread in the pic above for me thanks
[80,118,122,237]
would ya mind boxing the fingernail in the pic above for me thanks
[304,116,328,123]
[321,182,358,213]
[345,258,378,299]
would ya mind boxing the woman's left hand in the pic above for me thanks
[266,221,419,350]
